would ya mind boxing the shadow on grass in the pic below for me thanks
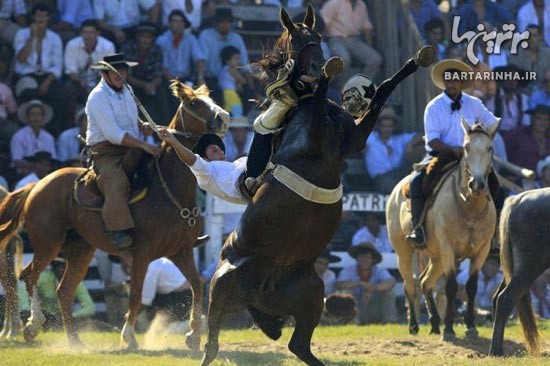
[444,335,526,357]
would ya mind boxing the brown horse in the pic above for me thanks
[0,185,23,340]
[0,81,229,348]
[201,6,425,366]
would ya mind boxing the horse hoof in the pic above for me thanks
[322,57,344,78]
[415,45,437,67]
[409,324,419,335]
[465,328,478,339]
[441,332,455,342]
[69,337,86,349]
[23,324,39,342]
[185,333,201,351]
[429,328,441,335]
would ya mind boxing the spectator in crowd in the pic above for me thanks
[504,104,550,172]
[199,8,249,96]
[518,0,550,47]
[424,18,447,61]
[529,68,550,108]
[52,0,94,43]
[364,107,422,194]
[159,0,203,31]
[314,249,340,297]
[10,99,57,176]
[56,107,87,164]
[13,2,74,135]
[94,249,130,327]
[19,256,95,329]
[536,156,550,187]
[65,20,116,104]
[486,65,531,134]
[531,268,550,319]
[122,22,168,123]
[156,10,205,108]
[500,0,531,15]
[475,22,509,70]
[457,251,503,314]
[336,242,397,324]
[457,0,513,34]
[140,257,192,325]
[223,116,253,162]
[14,150,58,189]
[0,80,19,144]
[464,55,495,101]
[321,0,382,80]
[0,0,27,46]
[94,0,159,47]
[409,0,442,40]
[510,24,550,90]
[219,46,246,117]
[263,0,303,8]
[351,212,393,254]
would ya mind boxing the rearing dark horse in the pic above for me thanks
[202,6,427,366]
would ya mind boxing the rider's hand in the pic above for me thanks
[142,143,162,158]
[157,128,177,145]
[139,121,155,136]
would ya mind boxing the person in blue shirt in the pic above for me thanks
[529,68,550,109]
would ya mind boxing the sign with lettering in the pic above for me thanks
[342,192,389,212]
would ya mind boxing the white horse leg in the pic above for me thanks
[23,286,46,341]
[120,318,138,349]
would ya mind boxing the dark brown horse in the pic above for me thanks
[201,6,424,366]
[0,81,229,348]
[489,187,550,356]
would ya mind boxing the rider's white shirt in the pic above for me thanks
[189,155,248,205]
[424,92,497,152]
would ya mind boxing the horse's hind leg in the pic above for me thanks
[169,248,203,350]
[0,241,21,339]
[57,237,95,347]
[287,271,325,366]
[419,258,444,335]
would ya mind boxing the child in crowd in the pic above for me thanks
[218,46,246,117]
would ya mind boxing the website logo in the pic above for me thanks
[451,16,530,65]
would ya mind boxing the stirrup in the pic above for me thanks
[406,226,426,249]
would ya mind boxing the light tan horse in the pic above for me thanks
[387,118,500,340]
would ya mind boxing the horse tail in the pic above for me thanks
[499,195,541,356]
[0,183,35,251]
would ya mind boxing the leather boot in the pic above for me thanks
[406,172,427,248]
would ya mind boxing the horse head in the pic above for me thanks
[279,5,325,92]
[460,117,501,195]
[169,80,230,138]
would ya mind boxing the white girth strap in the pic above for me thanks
[272,164,343,204]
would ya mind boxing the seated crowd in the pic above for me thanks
[0,0,548,331]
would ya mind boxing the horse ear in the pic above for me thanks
[303,4,316,29]
[170,79,194,100]
[487,118,501,139]
[460,116,470,134]
[280,7,296,32]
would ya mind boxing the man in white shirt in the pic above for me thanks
[314,250,340,297]
[86,53,161,250]
[0,0,27,46]
[13,3,74,135]
[159,131,249,204]
[56,108,87,164]
[65,20,115,102]
[14,151,58,190]
[159,0,203,30]
[407,59,499,247]
[351,212,393,254]
[141,257,191,322]
[518,0,550,47]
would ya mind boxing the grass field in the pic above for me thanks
[1,321,549,366]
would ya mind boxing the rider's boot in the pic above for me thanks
[406,171,427,248]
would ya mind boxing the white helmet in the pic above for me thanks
[341,74,376,118]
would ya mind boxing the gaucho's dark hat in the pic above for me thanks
[91,53,138,71]
[192,134,225,159]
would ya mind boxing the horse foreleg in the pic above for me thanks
[395,245,419,334]
[442,271,458,341]
[419,258,444,335]
[464,271,479,339]
[288,272,325,366]
[57,241,95,347]
[121,247,150,350]
[169,248,203,351]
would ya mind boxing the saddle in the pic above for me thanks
[73,154,154,211]
[402,151,458,199]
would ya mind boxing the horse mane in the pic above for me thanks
[169,79,210,99]
[252,30,290,83]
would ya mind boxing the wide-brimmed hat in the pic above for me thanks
[526,104,550,116]
[348,242,382,264]
[14,76,38,98]
[193,133,226,159]
[17,99,53,125]
[23,151,60,164]
[431,59,474,90]
[537,156,550,177]
[492,64,531,87]
[91,53,138,71]
[215,8,233,22]
[318,249,341,263]
[136,21,158,36]
[230,116,252,128]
